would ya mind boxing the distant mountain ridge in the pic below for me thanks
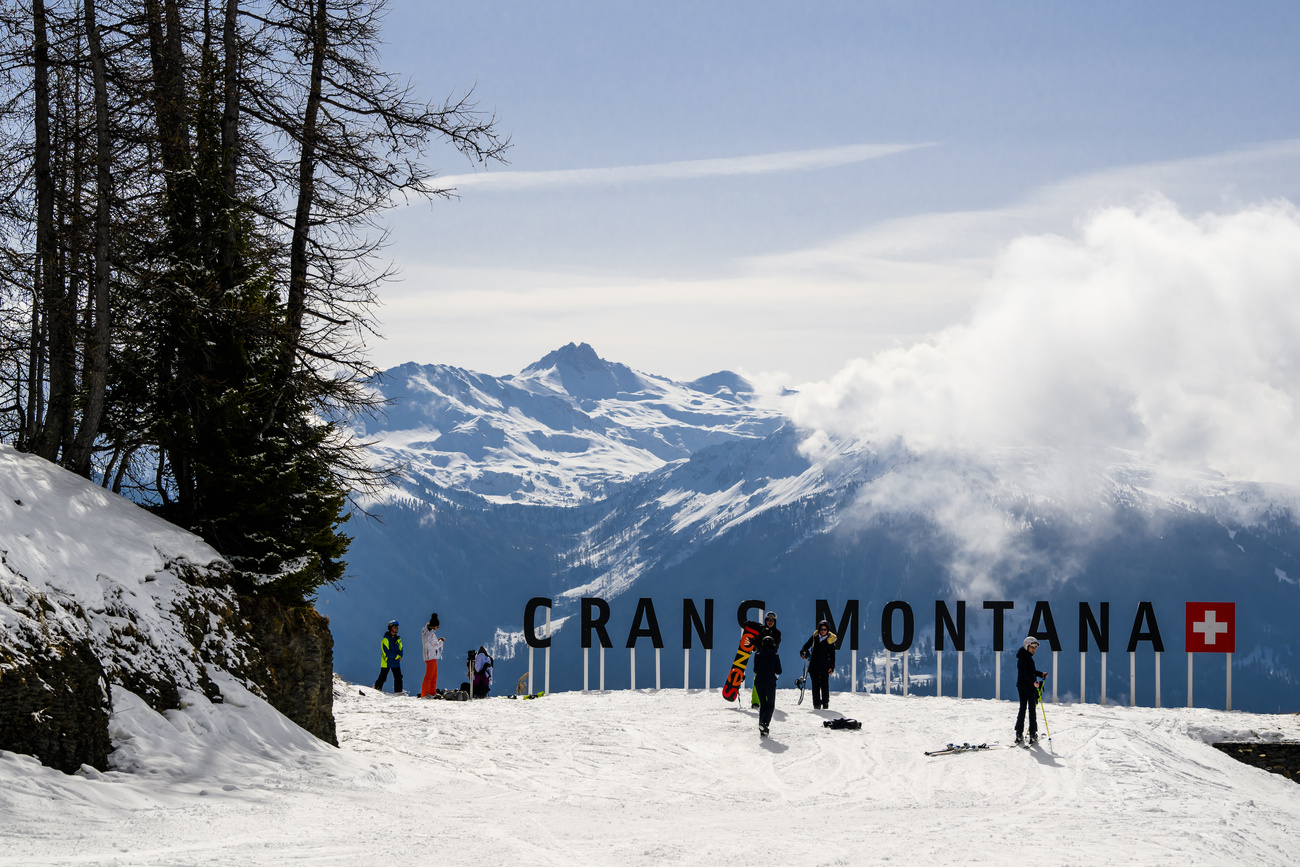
[324,345,1300,713]
[357,342,783,505]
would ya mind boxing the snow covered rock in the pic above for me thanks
[0,445,337,772]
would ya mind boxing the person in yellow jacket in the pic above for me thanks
[373,620,404,694]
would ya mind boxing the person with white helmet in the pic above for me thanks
[1015,635,1048,744]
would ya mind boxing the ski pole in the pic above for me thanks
[1037,680,1053,748]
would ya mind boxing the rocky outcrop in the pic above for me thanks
[0,557,338,773]
[240,595,338,746]
[1213,742,1300,784]
[0,634,112,773]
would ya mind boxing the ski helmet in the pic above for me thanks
[818,619,831,629]
[761,635,776,648]
[1023,636,1039,649]
[765,611,777,623]
[388,620,399,628]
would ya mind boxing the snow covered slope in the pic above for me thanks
[4,681,1299,865]
[0,446,246,712]
[0,444,335,770]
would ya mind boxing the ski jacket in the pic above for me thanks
[421,625,444,662]
[758,624,782,649]
[381,633,402,668]
[474,649,493,687]
[752,645,782,688]
[1016,646,1046,690]
[801,632,837,670]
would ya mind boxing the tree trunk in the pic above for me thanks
[69,0,113,478]
[220,0,240,287]
[283,0,327,381]
[33,0,70,462]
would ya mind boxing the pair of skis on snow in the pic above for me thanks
[924,739,1042,756]
[926,683,1055,756]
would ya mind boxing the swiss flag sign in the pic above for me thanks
[1185,602,1235,653]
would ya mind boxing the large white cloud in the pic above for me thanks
[789,201,1300,592]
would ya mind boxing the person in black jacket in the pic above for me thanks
[1015,636,1048,744]
[800,619,837,709]
[751,611,783,707]
[752,635,782,736]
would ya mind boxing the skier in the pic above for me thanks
[374,620,404,694]
[751,611,782,707]
[1015,636,1048,744]
[472,645,494,698]
[752,634,782,737]
[419,613,445,698]
[800,619,837,710]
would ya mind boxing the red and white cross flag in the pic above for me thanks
[1185,602,1235,653]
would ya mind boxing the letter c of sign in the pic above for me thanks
[524,597,552,648]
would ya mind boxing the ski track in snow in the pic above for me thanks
[2,684,1298,866]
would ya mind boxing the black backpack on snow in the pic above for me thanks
[823,717,862,730]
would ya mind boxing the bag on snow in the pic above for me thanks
[823,717,862,730]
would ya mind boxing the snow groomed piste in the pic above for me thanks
[7,675,1300,865]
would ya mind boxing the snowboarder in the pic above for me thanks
[1015,636,1048,744]
[751,611,782,707]
[800,619,837,710]
[374,620,404,693]
[419,613,445,697]
[752,634,782,736]
[472,645,494,698]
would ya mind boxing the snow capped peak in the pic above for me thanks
[687,370,753,396]
[521,341,605,374]
[518,342,651,401]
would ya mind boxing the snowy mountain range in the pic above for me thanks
[325,344,1300,712]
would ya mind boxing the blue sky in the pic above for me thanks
[371,1,1300,384]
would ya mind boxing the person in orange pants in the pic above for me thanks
[420,613,445,697]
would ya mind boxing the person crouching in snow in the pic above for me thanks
[1015,636,1048,744]
[374,620,403,693]
[472,645,494,698]
[420,613,445,697]
[753,634,782,737]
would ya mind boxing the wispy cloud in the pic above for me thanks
[431,142,931,192]
[749,139,1300,277]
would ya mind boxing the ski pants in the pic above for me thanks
[374,665,403,693]
[811,670,830,709]
[1015,684,1038,736]
[420,659,439,697]
[756,683,776,728]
